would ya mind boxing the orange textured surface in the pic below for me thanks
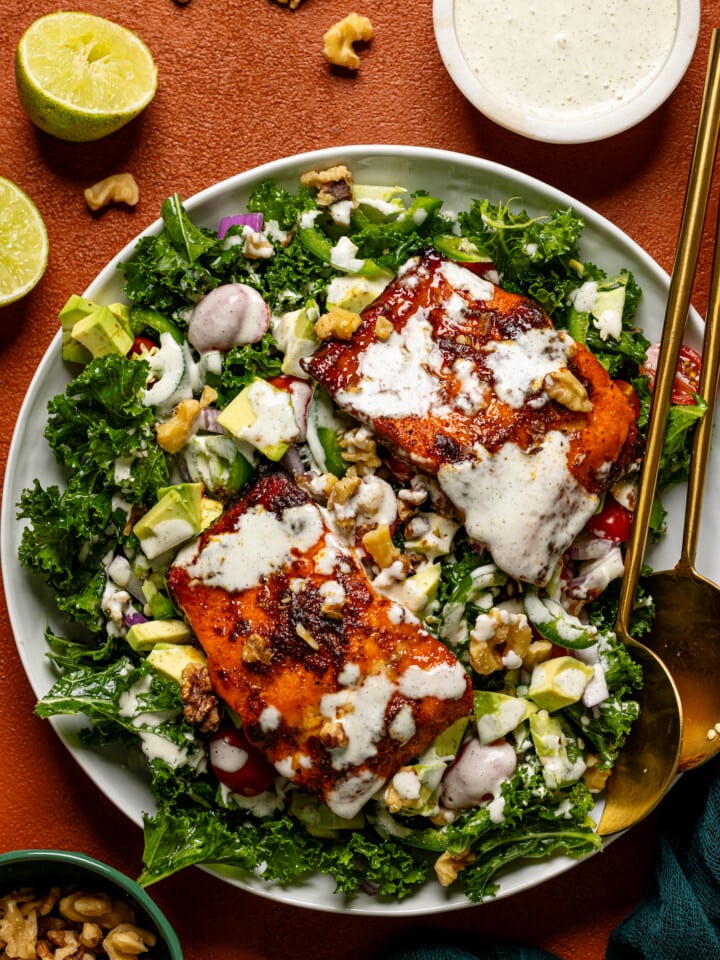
[1,2,719,958]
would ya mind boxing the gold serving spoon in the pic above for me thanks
[597,29,720,836]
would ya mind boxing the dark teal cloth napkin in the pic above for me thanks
[382,755,720,960]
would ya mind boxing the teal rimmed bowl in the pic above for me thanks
[0,849,183,960]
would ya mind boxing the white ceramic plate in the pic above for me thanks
[2,145,715,915]
[433,0,700,144]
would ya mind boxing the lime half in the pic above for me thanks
[0,178,49,307]
[15,11,157,142]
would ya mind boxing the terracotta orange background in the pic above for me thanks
[2,2,719,958]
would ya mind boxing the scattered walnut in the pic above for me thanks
[314,306,362,340]
[103,923,156,960]
[434,848,476,887]
[295,622,320,650]
[469,607,532,675]
[338,426,381,473]
[272,0,304,8]
[374,316,394,341]
[327,474,361,507]
[181,660,223,733]
[583,756,612,793]
[323,13,373,70]
[362,524,400,569]
[522,638,554,670]
[318,718,349,749]
[300,165,353,206]
[242,631,273,665]
[155,398,201,454]
[84,173,139,212]
[59,894,134,930]
[545,367,593,413]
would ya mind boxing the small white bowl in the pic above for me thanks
[433,0,700,144]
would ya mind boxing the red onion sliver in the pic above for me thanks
[218,213,264,239]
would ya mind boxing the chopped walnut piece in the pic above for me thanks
[300,165,354,206]
[374,316,394,341]
[469,607,532,676]
[181,661,223,732]
[155,398,201,454]
[318,718,349,749]
[242,631,273,665]
[338,426,381,473]
[102,923,156,960]
[0,899,38,960]
[84,173,139,212]
[323,13,373,70]
[272,0,304,8]
[327,474,361,507]
[434,848,476,887]
[362,524,400,569]
[583,756,612,793]
[314,306,362,340]
[545,367,593,413]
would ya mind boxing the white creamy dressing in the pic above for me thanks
[118,674,203,769]
[210,737,248,774]
[484,328,574,409]
[453,0,678,121]
[438,433,599,585]
[179,502,324,592]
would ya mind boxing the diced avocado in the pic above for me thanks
[133,483,203,560]
[71,305,134,359]
[474,691,536,745]
[377,563,441,616]
[147,641,207,684]
[527,656,595,712]
[200,496,223,530]
[126,618,192,652]
[59,294,96,363]
[290,793,364,837]
[141,577,177,620]
[273,300,320,377]
[529,710,587,789]
[428,715,469,760]
[325,274,390,313]
[217,377,300,461]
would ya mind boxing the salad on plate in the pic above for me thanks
[16,161,704,904]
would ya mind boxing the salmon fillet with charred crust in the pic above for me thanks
[304,251,642,585]
[166,469,473,819]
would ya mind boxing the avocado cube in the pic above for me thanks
[527,656,595,712]
[378,563,441,615]
[200,495,224,530]
[429,715,469,760]
[133,483,203,560]
[326,274,390,313]
[126,618,192,652]
[273,301,319,377]
[216,377,300,461]
[474,691,536,745]
[71,305,134,358]
[59,294,97,363]
[147,641,207,684]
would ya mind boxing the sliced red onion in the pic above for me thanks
[566,532,616,561]
[280,444,305,475]
[218,213,264,239]
[124,610,148,627]
[202,406,225,433]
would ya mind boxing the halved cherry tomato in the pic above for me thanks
[614,379,641,418]
[585,497,633,542]
[640,342,701,405]
[208,724,275,797]
[128,335,157,358]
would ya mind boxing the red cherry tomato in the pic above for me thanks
[208,725,275,796]
[640,342,701,405]
[585,497,633,542]
[614,379,641,419]
[128,336,157,358]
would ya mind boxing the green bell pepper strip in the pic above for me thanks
[522,586,598,649]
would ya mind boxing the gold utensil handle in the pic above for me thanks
[616,29,720,635]
[680,177,720,571]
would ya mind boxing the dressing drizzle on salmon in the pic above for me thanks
[305,251,641,584]
[167,469,473,818]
